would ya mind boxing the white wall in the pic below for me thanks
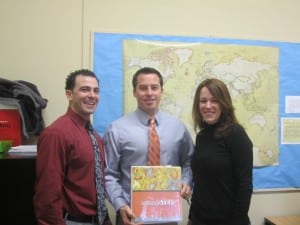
[1,1,300,224]
[0,0,83,124]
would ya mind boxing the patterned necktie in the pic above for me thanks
[147,117,160,166]
[86,122,107,225]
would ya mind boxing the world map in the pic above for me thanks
[122,40,279,166]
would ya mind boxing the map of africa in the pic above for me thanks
[122,40,279,166]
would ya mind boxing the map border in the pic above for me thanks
[92,32,300,190]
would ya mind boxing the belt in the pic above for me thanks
[65,213,99,224]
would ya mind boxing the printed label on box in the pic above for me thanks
[0,110,22,146]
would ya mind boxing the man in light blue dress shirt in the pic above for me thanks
[103,67,194,225]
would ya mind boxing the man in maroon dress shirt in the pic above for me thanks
[34,69,111,225]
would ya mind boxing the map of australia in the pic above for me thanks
[122,40,279,166]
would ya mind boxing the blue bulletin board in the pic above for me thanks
[92,32,300,190]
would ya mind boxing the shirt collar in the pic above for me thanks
[135,108,161,126]
[67,107,89,131]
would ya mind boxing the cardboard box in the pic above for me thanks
[0,109,22,146]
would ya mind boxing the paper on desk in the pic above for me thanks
[8,145,37,153]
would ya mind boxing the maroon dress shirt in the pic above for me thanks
[34,108,105,225]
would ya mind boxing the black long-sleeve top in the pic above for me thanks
[190,123,253,225]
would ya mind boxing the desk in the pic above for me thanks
[264,215,300,225]
[0,152,37,225]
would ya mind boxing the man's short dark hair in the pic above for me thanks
[65,69,99,90]
[132,67,164,90]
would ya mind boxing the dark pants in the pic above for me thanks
[190,213,251,225]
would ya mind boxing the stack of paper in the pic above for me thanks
[8,145,37,153]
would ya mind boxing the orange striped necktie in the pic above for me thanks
[147,117,160,166]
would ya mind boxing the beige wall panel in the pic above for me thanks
[0,0,83,127]
[83,0,300,67]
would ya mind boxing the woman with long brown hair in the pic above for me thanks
[188,78,253,225]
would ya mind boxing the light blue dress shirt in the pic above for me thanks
[103,108,194,211]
